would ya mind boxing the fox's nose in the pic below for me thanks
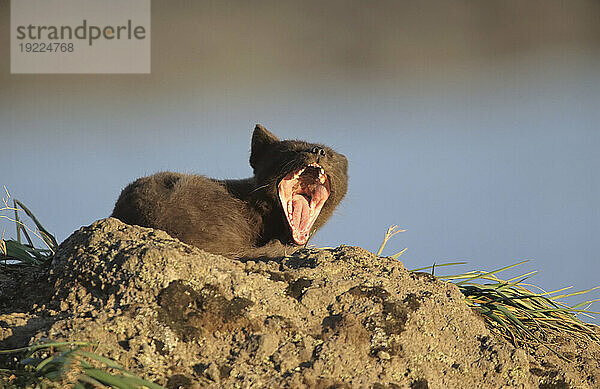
[310,146,326,156]
[310,147,326,163]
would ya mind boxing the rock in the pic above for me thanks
[1,218,599,388]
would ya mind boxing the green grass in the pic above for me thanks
[0,341,164,389]
[378,225,600,360]
[1,187,57,265]
[414,261,600,359]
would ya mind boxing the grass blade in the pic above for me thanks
[455,260,530,285]
[552,286,600,300]
[390,247,407,259]
[13,199,58,250]
[83,368,138,389]
[13,199,21,245]
[409,261,468,272]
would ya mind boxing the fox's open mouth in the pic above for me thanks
[278,163,330,245]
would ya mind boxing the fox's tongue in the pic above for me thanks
[292,194,310,232]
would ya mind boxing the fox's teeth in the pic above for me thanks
[319,174,326,184]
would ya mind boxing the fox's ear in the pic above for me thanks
[250,124,280,169]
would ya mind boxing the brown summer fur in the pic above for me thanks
[111,125,348,259]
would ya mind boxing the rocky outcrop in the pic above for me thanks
[1,218,599,388]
